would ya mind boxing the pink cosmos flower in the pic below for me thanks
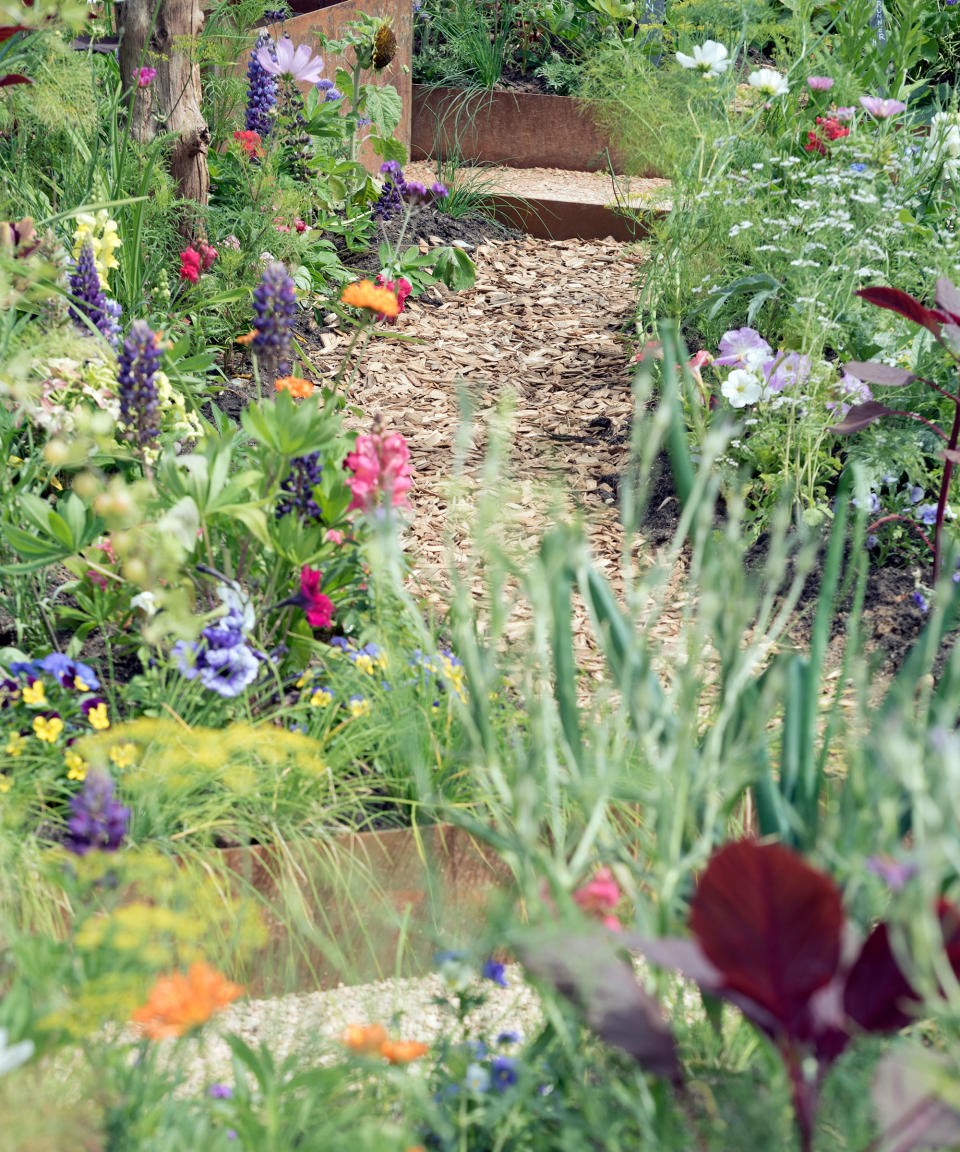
[297,565,334,628]
[257,36,325,84]
[573,867,622,931]
[135,66,157,88]
[806,75,833,91]
[859,95,906,119]
[833,106,856,121]
[344,428,413,514]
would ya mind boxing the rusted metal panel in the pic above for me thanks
[411,84,644,174]
[487,194,664,242]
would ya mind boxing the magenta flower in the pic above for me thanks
[859,95,906,118]
[297,566,334,628]
[135,66,157,88]
[257,36,325,84]
[344,428,413,514]
[573,867,622,931]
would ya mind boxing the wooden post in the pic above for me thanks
[118,0,211,214]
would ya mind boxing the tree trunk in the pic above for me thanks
[117,0,210,216]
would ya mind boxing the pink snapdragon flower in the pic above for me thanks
[345,427,413,514]
[573,867,623,931]
[135,66,157,88]
[859,95,906,119]
[297,565,334,628]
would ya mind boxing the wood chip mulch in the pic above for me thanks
[302,234,687,684]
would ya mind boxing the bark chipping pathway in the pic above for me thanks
[305,234,687,681]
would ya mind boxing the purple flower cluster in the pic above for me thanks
[373,162,448,220]
[9,652,100,690]
[171,586,262,698]
[69,239,122,348]
[117,320,162,445]
[252,261,297,380]
[277,452,323,522]
[66,772,130,856]
[262,7,287,21]
[316,78,343,103]
[246,31,277,136]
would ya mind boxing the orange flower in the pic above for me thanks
[380,1038,429,1064]
[341,1022,389,1054]
[341,279,400,318]
[131,962,244,1040]
[275,375,315,398]
[235,330,256,346]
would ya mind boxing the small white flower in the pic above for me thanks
[675,40,730,78]
[722,369,763,408]
[748,69,789,97]
[130,590,158,617]
[0,1029,34,1077]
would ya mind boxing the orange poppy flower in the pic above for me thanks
[235,330,256,346]
[275,375,315,398]
[380,1038,429,1064]
[340,279,400,318]
[131,962,244,1040]
[341,1022,389,1054]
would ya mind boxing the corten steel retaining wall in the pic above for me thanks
[411,84,638,174]
[253,0,412,170]
[217,824,511,993]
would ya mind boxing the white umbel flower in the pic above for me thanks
[748,68,789,97]
[675,40,730,79]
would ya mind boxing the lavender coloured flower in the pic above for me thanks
[246,31,278,136]
[482,958,508,987]
[403,180,428,204]
[430,181,448,200]
[277,452,323,522]
[252,261,297,380]
[374,162,407,220]
[171,586,262,698]
[69,239,121,347]
[911,590,930,613]
[66,772,130,856]
[490,1055,517,1090]
[117,320,162,445]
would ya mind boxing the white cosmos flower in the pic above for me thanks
[675,40,730,79]
[722,369,763,408]
[0,1029,34,1077]
[748,68,789,97]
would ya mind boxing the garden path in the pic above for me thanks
[303,234,688,681]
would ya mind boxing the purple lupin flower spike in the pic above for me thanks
[277,452,323,522]
[66,772,130,856]
[69,238,121,347]
[246,31,278,136]
[252,261,297,381]
[117,320,162,445]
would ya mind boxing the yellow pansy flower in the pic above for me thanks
[21,679,46,707]
[86,702,110,731]
[348,696,370,718]
[34,715,64,743]
[310,688,334,708]
[109,743,138,769]
[4,732,26,757]
[0,775,11,793]
[65,749,87,781]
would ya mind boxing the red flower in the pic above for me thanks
[198,242,217,272]
[179,246,202,283]
[233,129,263,158]
[805,130,826,155]
[373,274,412,325]
[817,115,849,141]
[297,565,334,628]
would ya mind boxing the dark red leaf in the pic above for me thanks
[829,401,895,434]
[856,287,946,338]
[690,840,844,1034]
[520,930,681,1082]
[935,277,960,325]
[843,922,916,1032]
[0,74,31,88]
[842,361,915,388]
[0,25,30,43]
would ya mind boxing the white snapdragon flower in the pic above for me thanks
[748,69,789,97]
[675,41,730,79]
[722,369,763,408]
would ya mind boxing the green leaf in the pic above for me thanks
[431,246,476,291]
[370,133,407,164]
[362,84,403,135]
